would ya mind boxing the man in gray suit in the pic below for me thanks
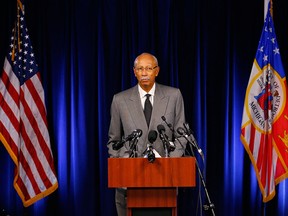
[107,52,187,216]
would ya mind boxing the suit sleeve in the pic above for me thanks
[107,95,123,158]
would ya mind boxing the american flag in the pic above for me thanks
[0,1,58,207]
[241,2,288,202]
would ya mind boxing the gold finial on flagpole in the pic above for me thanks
[17,0,23,12]
[270,0,273,18]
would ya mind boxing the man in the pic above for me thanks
[107,52,187,215]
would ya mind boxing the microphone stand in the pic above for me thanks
[129,137,139,158]
[160,134,169,158]
[182,135,204,162]
[163,140,169,158]
[162,117,186,150]
[189,144,215,216]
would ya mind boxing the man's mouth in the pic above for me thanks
[141,77,150,81]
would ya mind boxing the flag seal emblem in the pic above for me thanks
[246,66,285,133]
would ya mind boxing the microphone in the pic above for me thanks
[128,129,143,158]
[183,122,193,136]
[161,115,184,149]
[148,130,157,143]
[134,128,143,137]
[112,129,142,150]
[157,124,176,153]
[161,116,174,132]
[177,125,204,161]
[147,130,157,163]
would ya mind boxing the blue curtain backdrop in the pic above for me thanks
[1,0,288,215]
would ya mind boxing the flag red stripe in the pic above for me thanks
[19,121,52,189]
[0,121,18,158]
[20,84,55,170]
[0,70,21,135]
[258,135,266,187]
[19,91,53,189]
[18,149,42,197]
[1,68,20,106]
[25,74,48,126]
[15,173,31,201]
[249,125,256,153]
[266,135,273,195]
[241,127,245,137]
[0,93,20,129]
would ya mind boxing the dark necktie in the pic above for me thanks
[144,94,152,126]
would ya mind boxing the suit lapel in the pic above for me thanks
[126,84,169,131]
[126,86,148,130]
[150,85,168,128]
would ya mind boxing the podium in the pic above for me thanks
[108,157,196,216]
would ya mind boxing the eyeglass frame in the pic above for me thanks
[134,65,158,72]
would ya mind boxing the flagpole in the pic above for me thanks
[262,2,272,215]
[270,0,273,18]
[264,0,273,19]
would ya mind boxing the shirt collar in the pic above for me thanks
[138,83,156,98]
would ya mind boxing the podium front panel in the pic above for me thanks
[108,157,195,188]
[127,188,177,207]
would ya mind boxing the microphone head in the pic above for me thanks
[161,116,166,121]
[112,140,124,150]
[183,123,192,135]
[148,151,155,163]
[177,127,185,135]
[148,130,158,143]
[168,141,176,151]
[126,129,142,141]
[157,124,165,133]
[136,129,143,137]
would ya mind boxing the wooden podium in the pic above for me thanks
[108,157,196,216]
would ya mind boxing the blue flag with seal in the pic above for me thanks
[241,2,288,202]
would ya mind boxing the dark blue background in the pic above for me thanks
[1,0,288,215]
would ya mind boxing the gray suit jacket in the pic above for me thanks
[107,83,187,158]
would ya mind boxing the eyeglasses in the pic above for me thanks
[135,65,158,72]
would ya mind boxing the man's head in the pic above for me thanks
[133,53,160,92]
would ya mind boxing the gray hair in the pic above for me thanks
[134,53,158,67]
